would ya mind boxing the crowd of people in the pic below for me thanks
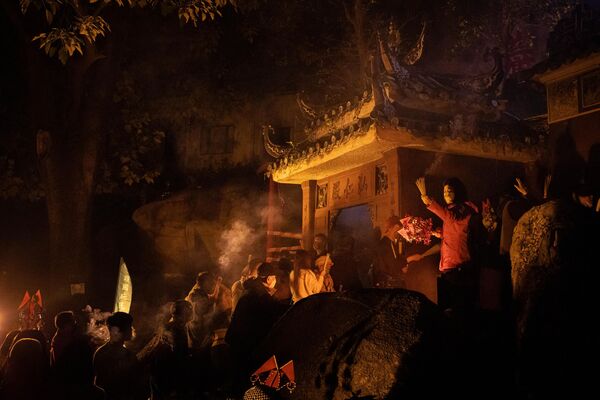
[0,173,597,400]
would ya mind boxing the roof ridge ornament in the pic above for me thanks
[296,92,319,120]
[403,21,427,65]
[262,125,293,159]
[376,32,506,120]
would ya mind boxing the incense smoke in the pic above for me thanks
[425,152,446,175]
[217,220,260,273]
[82,306,111,346]
[215,199,288,282]
[213,182,301,282]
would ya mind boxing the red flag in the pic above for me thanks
[264,370,280,388]
[253,356,278,376]
[34,290,43,308]
[18,291,31,310]
[280,360,295,383]
[250,356,296,392]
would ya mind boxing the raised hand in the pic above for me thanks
[514,178,528,198]
[415,177,427,196]
[416,177,432,205]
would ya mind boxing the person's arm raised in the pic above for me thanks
[416,177,432,206]
[514,178,528,199]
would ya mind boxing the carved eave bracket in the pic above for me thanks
[262,125,293,159]
[403,22,426,65]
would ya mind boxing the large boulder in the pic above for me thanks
[132,183,269,282]
[511,200,599,397]
[252,289,456,400]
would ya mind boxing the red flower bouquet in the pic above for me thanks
[398,216,434,245]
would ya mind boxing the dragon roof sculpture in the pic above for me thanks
[377,37,506,121]
[264,23,544,183]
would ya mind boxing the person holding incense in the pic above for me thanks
[315,253,335,293]
[415,176,479,312]
[290,250,331,303]
[373,215,409,289]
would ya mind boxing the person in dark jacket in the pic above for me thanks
[51,310,103,400]
[373,215,409,288]
[331,235,363,291]
[138,300,194,400]
[93,312,143,400]
[0,330,20,371]
[226,263,289,393]
[272,256,293,304]
[226,263,287,355]
[0,338,51,400]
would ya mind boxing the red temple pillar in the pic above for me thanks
[266,177,278,257]
[301,180,316,251]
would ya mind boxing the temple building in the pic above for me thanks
[264,32,545,263]
[531,4,600,193]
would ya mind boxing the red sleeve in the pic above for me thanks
[427,199,448,221]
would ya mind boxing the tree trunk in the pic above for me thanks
[343,0,370,87]
[39,53,115,305]
[4,1,118,308]
[42,131,100,301]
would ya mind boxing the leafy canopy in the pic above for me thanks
[20,0,234,64]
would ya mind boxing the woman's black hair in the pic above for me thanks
[442,178,475,220]
[443,178,468,204]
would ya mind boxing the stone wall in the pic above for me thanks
[172,94,304,174]
[132,182,271,287]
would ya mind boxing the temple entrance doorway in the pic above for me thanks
[329,204,377,288]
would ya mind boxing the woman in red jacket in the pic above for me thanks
[415,176,479,313]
